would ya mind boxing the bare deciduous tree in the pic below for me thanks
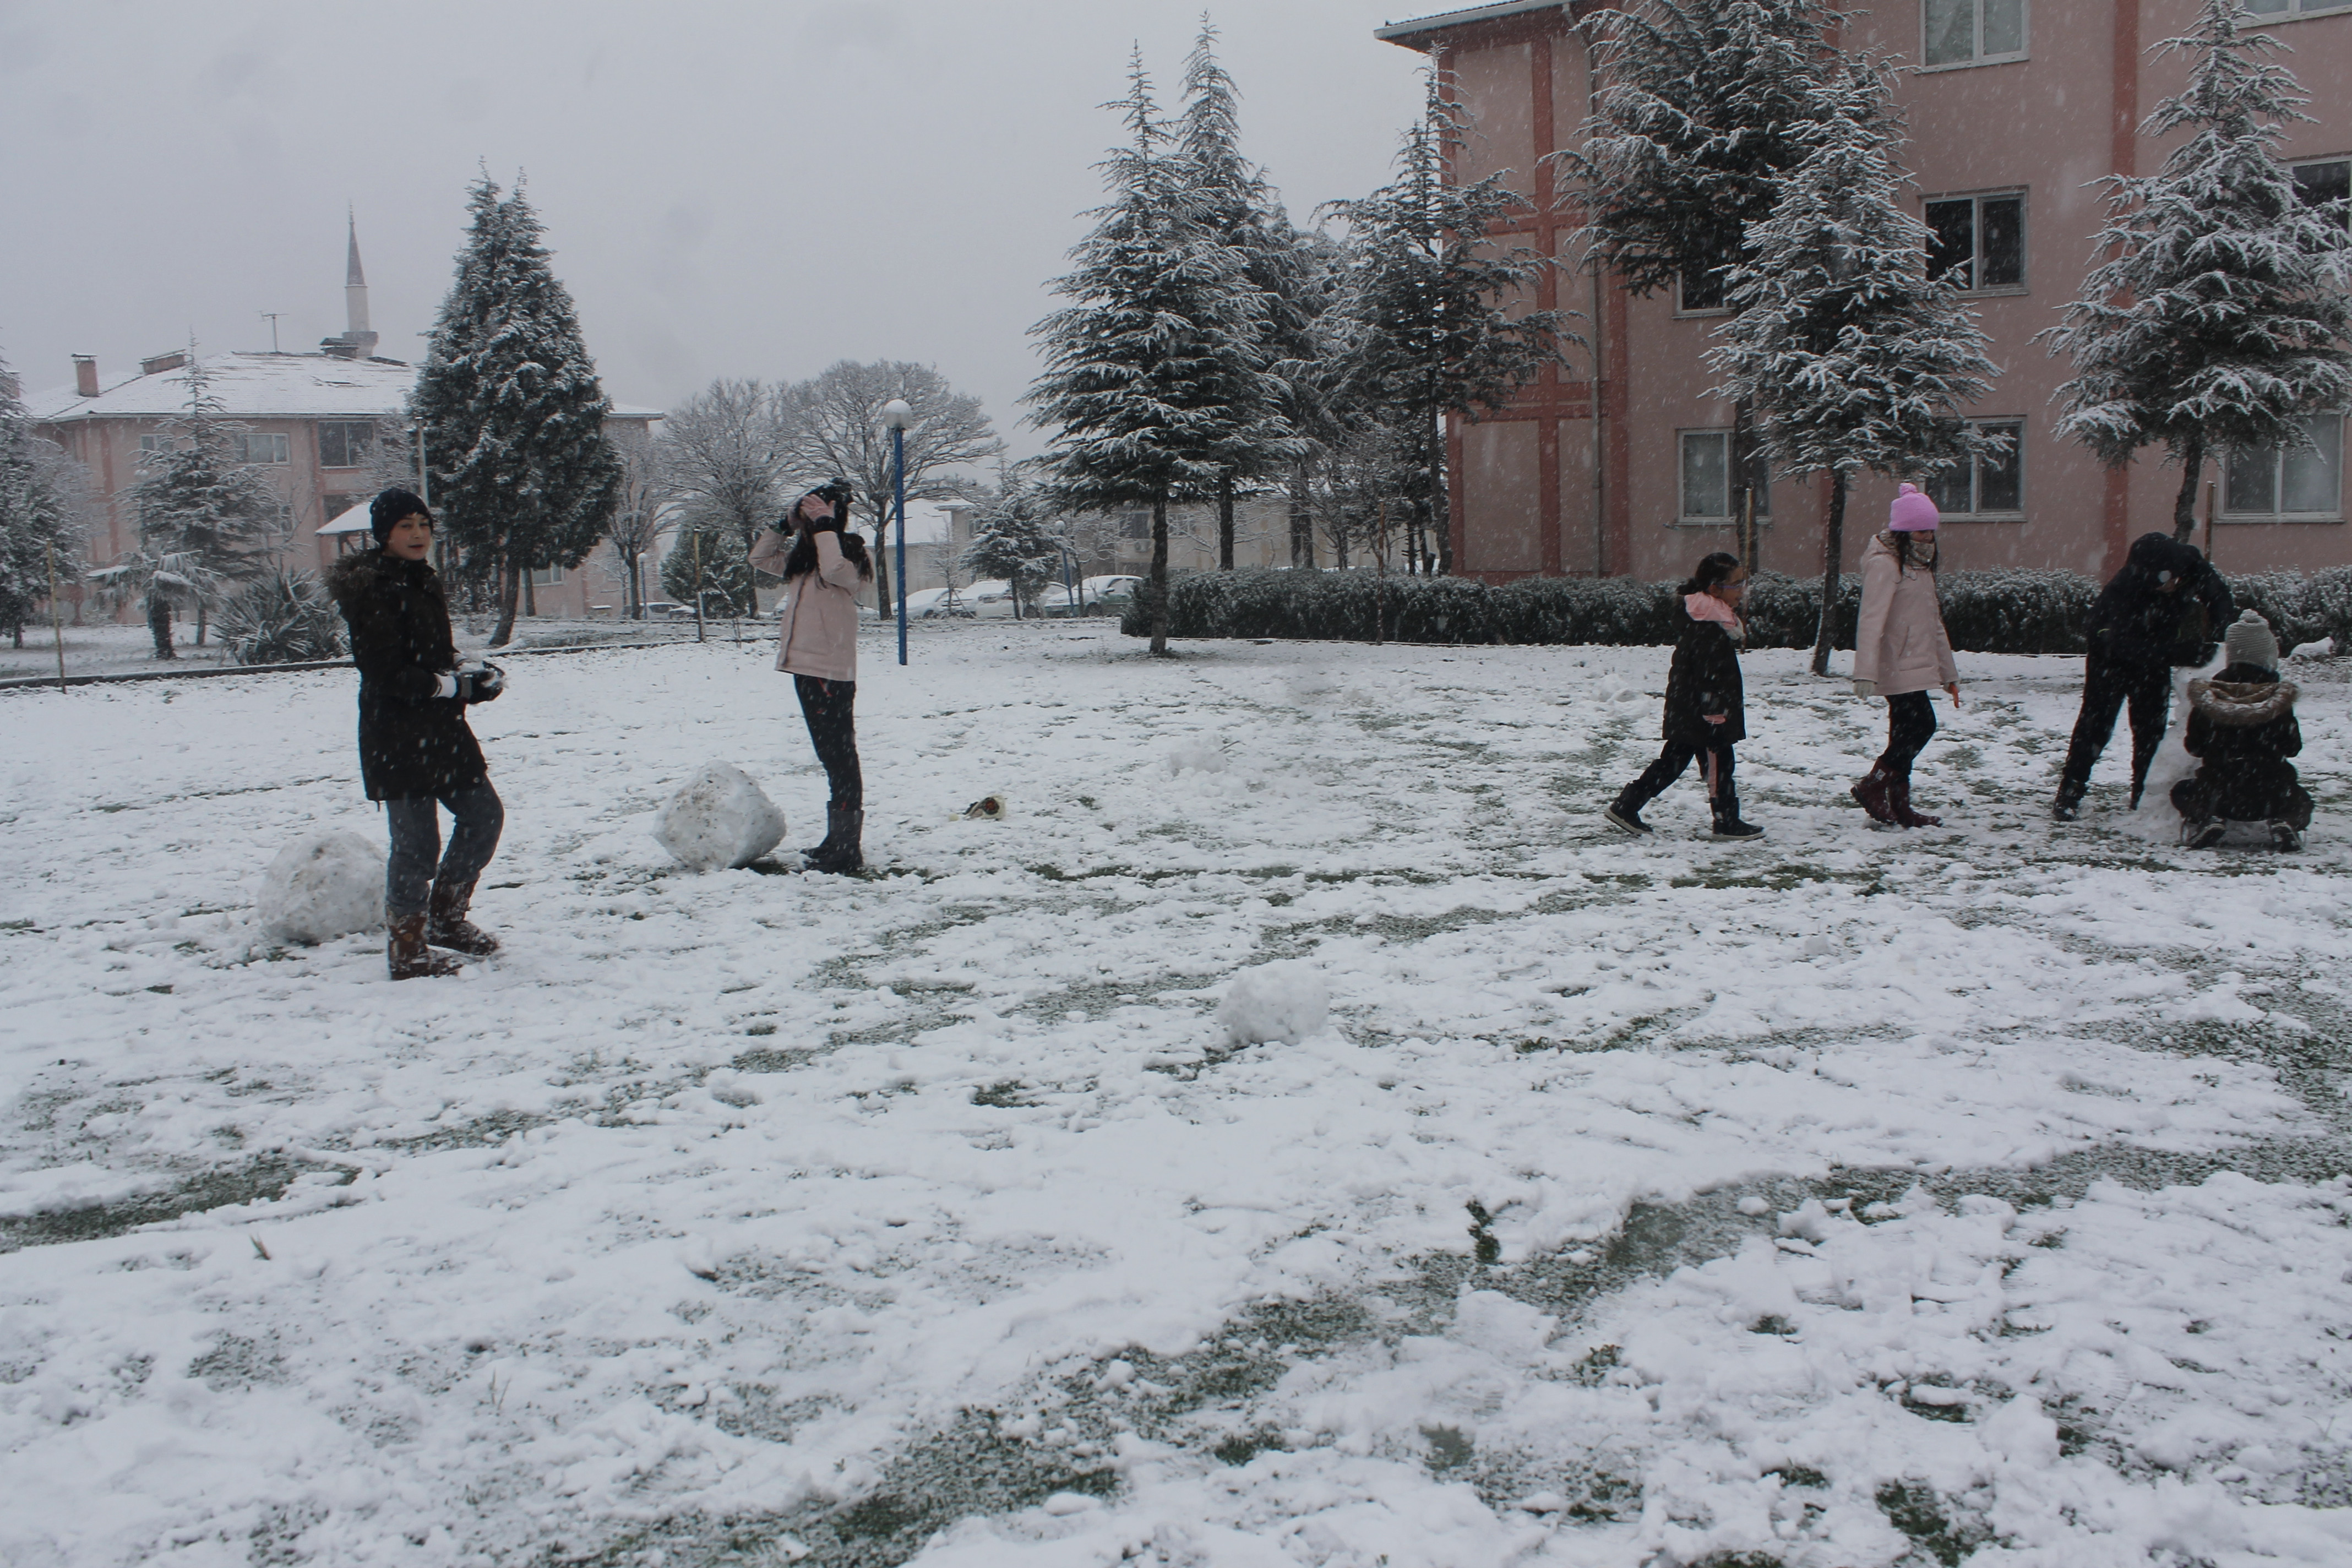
[658,379,789,613]
[774,361,1001,614]
[607,434,674,619]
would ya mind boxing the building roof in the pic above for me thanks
[26,350,663,424]
[1375,1,1568,45]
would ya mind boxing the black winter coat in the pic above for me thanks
[1662,607,1746,746]
[2184,662,2302,776]
[326,549,488,801]
[2086,532,2235,669]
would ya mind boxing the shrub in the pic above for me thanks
[218,570,345,665]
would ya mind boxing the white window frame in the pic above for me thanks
[137,433,173,460]
[1923,420,2027,519]
[1924,190,2028,295]
[2222,414,2345,524]
[235,432,290,465]
[2241,2,2352,22]
[1919,0,2029,72]
[2292,156,2350,230]
[529,564,566,586]
[1676,429,1772,526]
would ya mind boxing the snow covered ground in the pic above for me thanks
[2,621,2348,1568]
[0,615,713,683]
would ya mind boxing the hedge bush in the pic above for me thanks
[1120,564,2352,656]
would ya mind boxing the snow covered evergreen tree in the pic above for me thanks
[2042,0,2352,542]
[412,174,623,646]
[658,514,752,621]
[101,355,282,658]
[1177,20,1310,570]
[1026,52,1273,654]
[963,462,1062,618]
[773,360,1000,617]
[1706,58,2005,676]
[1559,0,1838,540]
[0,350,87,650]
[1326,74,1576,576]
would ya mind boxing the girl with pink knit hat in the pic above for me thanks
[1850,483,1960,827]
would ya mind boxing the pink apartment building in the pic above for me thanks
[1376,0,2352,584]
[29,221,661,619]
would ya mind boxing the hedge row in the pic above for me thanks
[1120,565,2352,656]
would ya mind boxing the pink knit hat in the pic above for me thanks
[1889,483,1940,531]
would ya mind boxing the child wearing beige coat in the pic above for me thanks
[1850,483,1961,828]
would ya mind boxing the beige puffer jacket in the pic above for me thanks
[1853,531,1957,697]
[749,528,864,683]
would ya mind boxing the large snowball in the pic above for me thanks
[656,763,786,871]
[1216,960,1329,1047]
[257,830,382,945]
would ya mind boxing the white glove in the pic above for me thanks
[1852,679,1877,698]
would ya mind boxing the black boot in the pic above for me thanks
[807,806,864,874]
[2052,778,2086,821]
[1711,788,1763,840]
[1604,790,1653,836]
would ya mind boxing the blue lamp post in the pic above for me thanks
[882,399,912,666]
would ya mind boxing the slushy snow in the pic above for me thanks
[253,829,382,944]
[655,761,787,870]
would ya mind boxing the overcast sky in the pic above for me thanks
[1,1,1437,459]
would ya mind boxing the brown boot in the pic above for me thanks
[427,879,500,955]
[389,913,462,980]
[1887,775,1942,828]
[1850,764,1897,824]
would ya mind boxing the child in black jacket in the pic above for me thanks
[2173,611,2312,852]
[1605,552,1761,840]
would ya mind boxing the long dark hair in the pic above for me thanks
[781,526,874,584]
[1678,551,1743,597]
[1892,532,1939,574]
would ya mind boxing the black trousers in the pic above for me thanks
[794,675,862,811]
[384,783,504,918]
[1879,690,1937,775]
[1620,736,1736,809]
[2172,765,2313,830]
[2061,654,2172,800]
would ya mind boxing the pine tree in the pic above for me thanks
[963,462,1062,618]
[659,513,752,621]
[1326,74,1576,576]
[412,174,623,646]
[1706,58,2006,676]
[0,350,87,650]
[2043,0,2352,543]
[1026,52,1272,654]
[103,355,282,658]
[1177,19,1310,570]
[1559,0,1839,543]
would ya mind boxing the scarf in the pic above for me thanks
[1685,591,1744,640]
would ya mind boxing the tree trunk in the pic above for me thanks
[1217,472,1235,570]
[2173,432,2206,543]
[1732,398,1762,575]
[195,597,208,647]
[490,553,521,647]
[1289,465,1314,568]
[1148,493,1171,657]
[741,527,762,616]
[1430,416,1453,576]
[1810,469,1850,677]
[870,507,893,624]
[148,592,175,660]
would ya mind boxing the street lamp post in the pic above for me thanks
[882,399,912,666]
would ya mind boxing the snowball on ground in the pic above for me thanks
[1217,960,1329,1046]
[254,830,382,944]
[654,763,786,870]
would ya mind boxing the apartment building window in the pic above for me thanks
[1118,510,1151,540]
[2294,158,2350,226]
[2224,414,2344,521]
[1924,0,2026,68]
[1675,236,1739,314]
[235,432,290,465]
[529,564,566,586]
[1926,194,2025,291]
[1923,421,2025,516]
[137,434,173,460]
[1678,431,1772,524]
[2244,2,2352,19]
[317,421,374,469]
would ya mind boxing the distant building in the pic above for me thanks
[1378,1,2352,583]
[28,218,662,618]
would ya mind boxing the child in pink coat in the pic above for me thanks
[1850,484,1961,827]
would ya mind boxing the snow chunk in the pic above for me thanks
[1216,961,1329,1046]
[1164,737,1228,776]
[255,830,382,944]
[655,764,786,871]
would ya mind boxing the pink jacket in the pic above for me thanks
[1854,531,1957,696]
[749,528,863,683]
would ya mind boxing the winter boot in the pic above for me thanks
[2181,816,2225,850]
[2269,819,2304,853]
[1887,775,1942,829]
[2052,780,2086,822]
[427,879,500,956]
[1850,764,1897,825]
[1603,792,1653,836]
[807,807,864,874]
[1710,790,1763,840]
[388,913,461,980]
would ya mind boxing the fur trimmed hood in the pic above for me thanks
[2188,673,2297,728]
[326,547,433,610]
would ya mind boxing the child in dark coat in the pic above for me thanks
[2173,611,2312,852]
[1605,552,1761,840]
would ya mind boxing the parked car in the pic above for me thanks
[966,580,1021,620]
[900,586,976,619]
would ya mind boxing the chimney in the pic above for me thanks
[73,355,99,398]
[140,351,188,376]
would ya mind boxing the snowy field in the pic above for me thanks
[0,615,716,683]
[3,621,2349,1568]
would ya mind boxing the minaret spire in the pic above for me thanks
[330,207,380,358]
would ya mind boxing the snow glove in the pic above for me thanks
[435,663,506,704]
[1853,679,1877,698]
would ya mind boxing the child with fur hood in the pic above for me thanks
[2173,611,2312,852]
